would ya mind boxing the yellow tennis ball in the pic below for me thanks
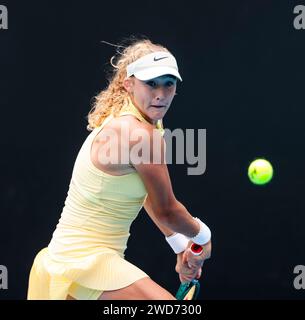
[248,159,273,185]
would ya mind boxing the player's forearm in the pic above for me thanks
[160,200,200,238]
[144,196,174,237]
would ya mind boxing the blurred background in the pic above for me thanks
[0,0,304,299]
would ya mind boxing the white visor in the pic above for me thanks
[126,51,182,81]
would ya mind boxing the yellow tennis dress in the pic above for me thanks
[27,99,164,300]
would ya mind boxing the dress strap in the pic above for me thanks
[119,98,165,136]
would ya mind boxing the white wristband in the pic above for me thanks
[190,217,211,245]
[165,233,189,254]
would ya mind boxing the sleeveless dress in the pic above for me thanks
[27,98,164,299]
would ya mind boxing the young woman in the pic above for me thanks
[27,37,212,300]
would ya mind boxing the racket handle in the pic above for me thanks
[190,243,204,256]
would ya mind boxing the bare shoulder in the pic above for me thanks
[91,114,164,175]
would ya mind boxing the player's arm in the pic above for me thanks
[143,194,174,237]
[145,192,202,284]
[129,121,211,285]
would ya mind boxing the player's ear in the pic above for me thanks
[123,77,134,93]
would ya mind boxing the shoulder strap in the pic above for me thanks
[119,98,165,136]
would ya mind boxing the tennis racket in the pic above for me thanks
[175,243,203,300]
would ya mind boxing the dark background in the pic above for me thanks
[0,0,304,300]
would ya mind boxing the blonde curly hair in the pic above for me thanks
[87,37,170,131]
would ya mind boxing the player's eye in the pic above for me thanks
[145,80,157,88]
[165,81,175,87]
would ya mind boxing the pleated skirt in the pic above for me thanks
[27,247,149,300]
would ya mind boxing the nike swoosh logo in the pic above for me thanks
[154,56,169,61]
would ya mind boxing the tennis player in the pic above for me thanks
[27,37,212,300]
